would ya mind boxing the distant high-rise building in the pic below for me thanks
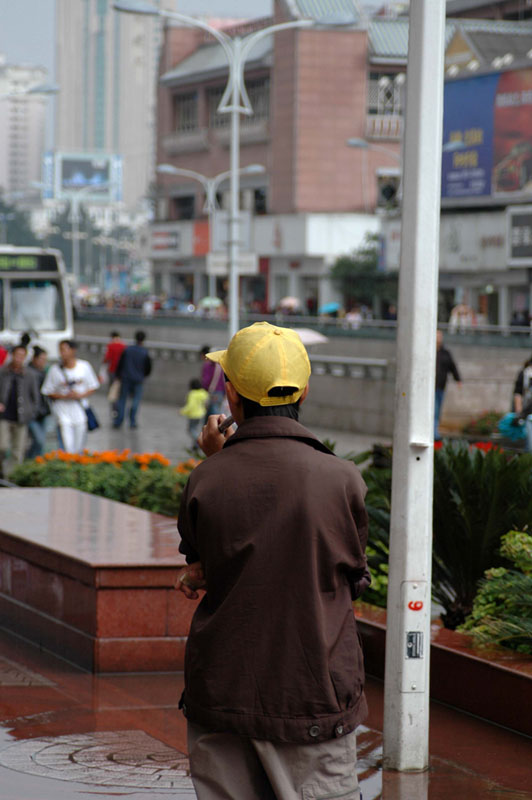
[55,0,174,211]
[0,56,48,198]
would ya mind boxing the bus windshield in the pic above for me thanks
[9,279,66,332]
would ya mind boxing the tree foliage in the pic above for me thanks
[329,232,398,307]
[0,198,40,247]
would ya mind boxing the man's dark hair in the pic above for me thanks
[11,344,27,355]
[223,373,300,419]
[60,339,77,349]
[19,332,31,347]
[32,345,47,358]
[241,395,301,420]
[110,331,120,338]
[190,378,202,390]
[200,345,211,357]
[135,331,146,344]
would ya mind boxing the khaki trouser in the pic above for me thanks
[0,420,28,477]
[187,721,361,800]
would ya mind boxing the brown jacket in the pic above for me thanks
[178,416,369,743]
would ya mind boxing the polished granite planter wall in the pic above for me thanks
[0,488,198,672]
[1,488,530,736]
[355,603,532,737]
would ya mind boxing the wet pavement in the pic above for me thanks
[0,628,531,799]
[80,390,391,465]
[2,395,531,797]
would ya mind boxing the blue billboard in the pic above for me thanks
[442,68,532,200]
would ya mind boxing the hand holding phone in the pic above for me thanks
[218,415,234,434]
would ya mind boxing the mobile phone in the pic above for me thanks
[218,415,234,434]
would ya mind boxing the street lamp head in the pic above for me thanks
[315,13,358,27]
[346,137,369,149]
[241,164,266,175]
[113,0,159,16]
[27,83,59,96]
[156,164,179,175]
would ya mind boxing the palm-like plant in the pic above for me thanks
[432,443,532,628]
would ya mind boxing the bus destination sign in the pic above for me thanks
[0,254,59,272]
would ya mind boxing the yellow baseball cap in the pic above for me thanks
[206,322,311,406]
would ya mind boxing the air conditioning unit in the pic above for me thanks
[376,167,401,209]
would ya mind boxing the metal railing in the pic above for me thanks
[75,335,389,380]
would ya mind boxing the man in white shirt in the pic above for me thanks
[41,340,99,454]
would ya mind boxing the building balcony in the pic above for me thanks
[215,119,270,148]
[161,128,209,156]
[366,114,403,141]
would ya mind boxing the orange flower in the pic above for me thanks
[35,456,45,464]
[140,464,148,471]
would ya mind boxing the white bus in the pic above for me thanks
[0,246,74,358]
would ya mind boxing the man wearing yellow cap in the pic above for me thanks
[177,322,369,800]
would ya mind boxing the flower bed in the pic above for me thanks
[10,450,201,518]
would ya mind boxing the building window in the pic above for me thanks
[254,188,267,215]
[174,92,198,133]
[207,86,227,128]
[243,77,270,125]
[172,195,195,220]
[368,72,405,116]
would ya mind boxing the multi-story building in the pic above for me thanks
[55,0,174,213]
[382,7,532,325]
[151,0,532,321]
[152,0,399,312]
[0,57,48,198]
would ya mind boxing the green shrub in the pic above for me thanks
[9,450,200,517]
[461,410,502,436]
[459,531,532,654]
[432,443,532,628]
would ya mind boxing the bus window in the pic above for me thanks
[9,280,66,332]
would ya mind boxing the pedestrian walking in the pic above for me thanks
[41,340,99,454]
[179,378,209,453]
[26,346,51,458]
[177,321,370,800]
[113,331,152,429]
[435,329,461,440]
[512,356,532,452]
[101,331,126,418]
[200,345,226,417]
[0,344,40,477]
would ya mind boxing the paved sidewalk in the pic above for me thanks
[76,390,392,463]
[0,628,530,799]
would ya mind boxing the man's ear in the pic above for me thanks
[225,382,240,406]
[299,384,310,404]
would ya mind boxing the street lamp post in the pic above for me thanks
[113,1,354,338]
[156,163,265,299]
[70,184,114,286]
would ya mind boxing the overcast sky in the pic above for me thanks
[0,0,390,77]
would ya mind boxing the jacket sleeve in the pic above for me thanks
[449,354,461,383]
[144,353,152,377]
[344,469,371,600]
[177,480,201,564]
[115,351,125,379]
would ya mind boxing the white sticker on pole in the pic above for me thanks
[400,580,428,693]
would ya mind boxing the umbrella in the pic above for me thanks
[291,328,328,346]
[278,296,301,311]
[318,301,341,314]
[198,296,223,309]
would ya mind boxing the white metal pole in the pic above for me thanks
[383,0,446,772]
[228,38,241,340]
[72,196,80,286]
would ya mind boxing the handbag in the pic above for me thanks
[85,405,100,432]
[107,379,121,405]
[60,366,99,432]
